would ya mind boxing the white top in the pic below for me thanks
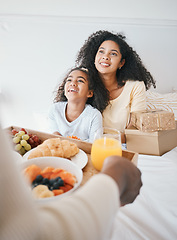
[102,81,146,131]
[48,102,103,142]
[0,127,119,240]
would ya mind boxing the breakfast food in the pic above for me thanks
[24,164,77,199]
[32,185,54,199]
[11,127,42,155]
[24,164,42,182]
[68,135,81,140]
[28,138,79,160]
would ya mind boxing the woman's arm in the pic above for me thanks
[0,128,118,240]
[122,81,146,142]
[130,81,146,113]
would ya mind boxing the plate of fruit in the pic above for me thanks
[22,156,83,201]
[11,128,42,155]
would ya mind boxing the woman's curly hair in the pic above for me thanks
[54,66,97,108]
[75,30,156,112]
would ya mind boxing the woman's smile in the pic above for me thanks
[95,40,123,75]
[100,62,110,67]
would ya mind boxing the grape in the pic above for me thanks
[24,143,31,151]
[20,139,27,147]
[28,138,34,146]
[19,147,26,155]
[32,135,39,143]
[13,136,20,144]
[21,128,27,134]
[15,144,22,151]
[12,129,18,135]
[11,127,41,155]
[22,134,29,141]
[18,131,25,137]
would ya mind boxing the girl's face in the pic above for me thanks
[95,40,125,76]
[64,70,93,103]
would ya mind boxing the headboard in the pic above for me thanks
[146,90,177,119]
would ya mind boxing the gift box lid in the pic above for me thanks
[131,109,176,132]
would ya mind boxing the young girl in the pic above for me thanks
[48,67,102,143]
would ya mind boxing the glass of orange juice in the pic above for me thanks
[91,127,122,171]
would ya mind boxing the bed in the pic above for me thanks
[110,147,177,239]
[110,90,177,240]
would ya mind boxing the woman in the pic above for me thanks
[76,30,156,142]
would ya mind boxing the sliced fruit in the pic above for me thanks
[24,164,42,183]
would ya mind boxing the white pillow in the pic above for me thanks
[146,90,177,120]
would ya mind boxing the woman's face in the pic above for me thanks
[95,40,124,76]
[64,70,93,103]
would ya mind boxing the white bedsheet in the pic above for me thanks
[111,147,177,240]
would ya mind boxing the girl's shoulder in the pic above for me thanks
[51,101,67,110]
[53,101,67,106]
[85,104,102,116]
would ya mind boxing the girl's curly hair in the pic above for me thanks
[75,30,156,112]
[54,66,97,108]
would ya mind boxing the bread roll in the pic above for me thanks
[28,138,79,160]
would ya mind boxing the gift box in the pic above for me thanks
[131,110,176,132]
[125,121,177,156]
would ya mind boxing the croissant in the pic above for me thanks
[28,138,79,160]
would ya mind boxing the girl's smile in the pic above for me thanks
[67,88,79,93]
[64,70,93,102]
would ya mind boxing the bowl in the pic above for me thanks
[21,156,83,201]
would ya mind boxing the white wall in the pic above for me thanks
[1,0,177,20]
[0,1,177,131]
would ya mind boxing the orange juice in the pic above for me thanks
[91,137,122,171]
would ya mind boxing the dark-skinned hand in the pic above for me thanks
[101,156,142,206]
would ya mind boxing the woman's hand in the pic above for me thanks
[101,156,142,206]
